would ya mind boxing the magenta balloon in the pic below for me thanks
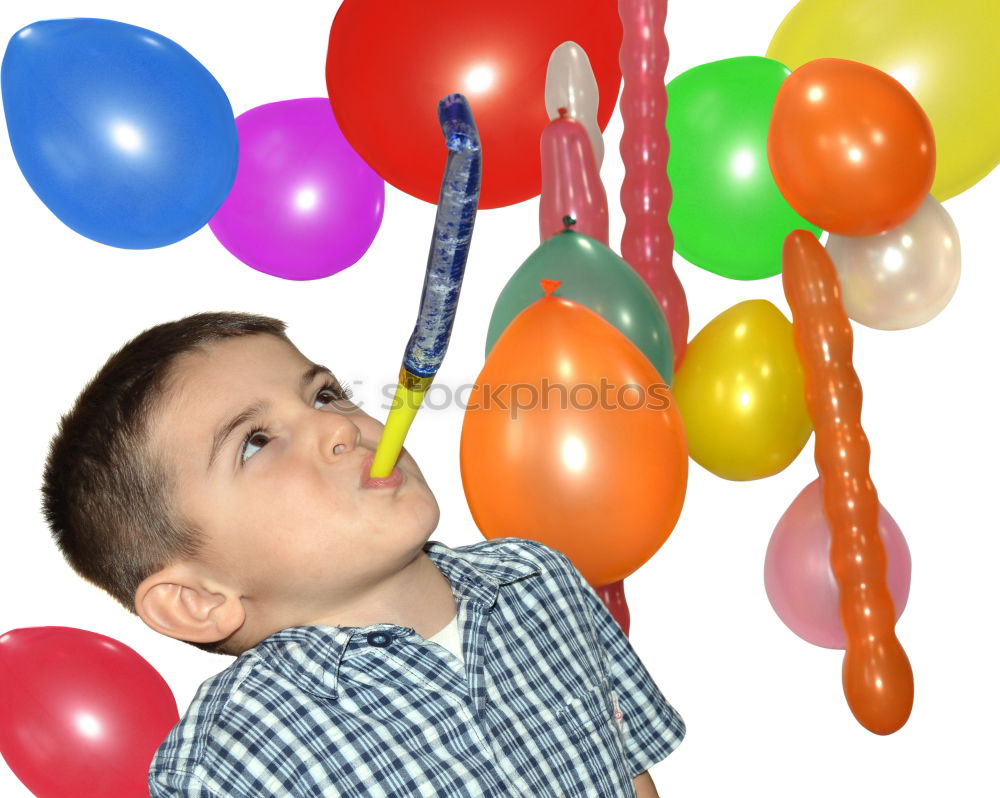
[539,114,608,244]
[764,479,911,649]
[0,626,179,798]
[209,98,384,280]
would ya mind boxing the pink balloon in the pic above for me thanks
[765,479,911,649]
[618,0,689,367]
[0,626,179,798]
[539,112,608,244]
[209,98,384,281]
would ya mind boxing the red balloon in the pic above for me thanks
[595,580,631,638]
[0,627,179,798]
[326,0,623,209]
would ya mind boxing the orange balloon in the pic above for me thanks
[460,279,688,586]
[782,231,914,735]
[768,58,935,236]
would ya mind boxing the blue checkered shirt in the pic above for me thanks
[148,537,685,796]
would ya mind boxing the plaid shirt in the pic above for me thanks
[149,537,685,797]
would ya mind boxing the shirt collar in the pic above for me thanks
[243,538,541,699]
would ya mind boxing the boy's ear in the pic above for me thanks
[134,564,245,645]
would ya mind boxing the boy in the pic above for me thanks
[42,312,685,797]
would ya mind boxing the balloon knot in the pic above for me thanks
[562,215,576,229]
[557,107,568,118]
[540,279,562,297]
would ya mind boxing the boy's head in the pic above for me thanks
[42,313,440,656]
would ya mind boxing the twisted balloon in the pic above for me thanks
[782,230,914,735]
[618,0,688,368]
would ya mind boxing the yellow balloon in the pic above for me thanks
[672,300,812,481]
[767,0,1000,201]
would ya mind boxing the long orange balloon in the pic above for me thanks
[782,231,913,735]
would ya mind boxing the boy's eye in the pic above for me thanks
[239,383,352,466]
[314,382,353,408]
[240,429,269,464]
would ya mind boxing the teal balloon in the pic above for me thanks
[666,55,821,280]
[486,231,673,383]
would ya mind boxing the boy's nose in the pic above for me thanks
[319,413,361,462]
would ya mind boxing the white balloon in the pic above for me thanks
[544,41,604,168]
[826,195,961,330]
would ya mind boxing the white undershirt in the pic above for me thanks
[426,613,464,663]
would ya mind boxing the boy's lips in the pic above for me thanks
[359,451,404,490]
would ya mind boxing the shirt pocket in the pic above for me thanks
[555,681,614,734]
[550,682,636,796]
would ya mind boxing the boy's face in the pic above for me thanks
[148,333,440,624]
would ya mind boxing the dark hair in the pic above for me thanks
[41,312,289,657]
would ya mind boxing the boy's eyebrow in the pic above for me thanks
[206,364,338,470]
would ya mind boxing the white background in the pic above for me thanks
[1,2,996,796]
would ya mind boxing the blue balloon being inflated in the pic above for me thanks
[1,18,238,249]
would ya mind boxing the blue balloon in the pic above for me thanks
[1,19,238,249]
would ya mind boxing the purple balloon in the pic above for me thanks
[209,98,384,280]
[764,478,911,649]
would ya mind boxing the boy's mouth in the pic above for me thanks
[359,451,404,490]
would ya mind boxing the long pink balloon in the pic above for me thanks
[619,0,688,367]
[539,110,609,244]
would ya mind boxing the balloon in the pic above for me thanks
[595,580,631,637]
[486,231,673,384]
[671,300,812,481]
[619,0,689,368]
[766,479,911,649]
[326,0,622,209]
[782,230,913,735]
[209,98,384,281]
[545,41,605,168]
[1,18,237,249]
[539,113,608,244]
[768,58,935,237]
[767,0,1000,202]
[462,280,687,587]
[0,626,179,798]
[826,195,960,330]
[666,56,821,280]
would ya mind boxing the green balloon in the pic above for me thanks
[486,230,673,384]
[666,55,821,280]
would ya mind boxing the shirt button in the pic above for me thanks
[366,631,392,647]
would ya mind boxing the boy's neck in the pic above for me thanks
[231,550,457,651]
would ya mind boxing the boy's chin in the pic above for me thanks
[404,489,441,538]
